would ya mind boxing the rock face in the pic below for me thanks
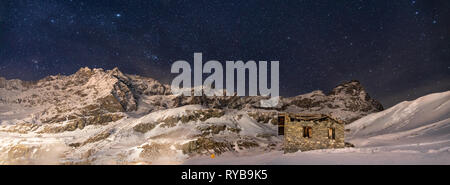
[328,80,383,112]
[168,81,383,123]
[0,67,382,125]
[0,67,169,126]
[0,77,36,91]
[281,80,383,123]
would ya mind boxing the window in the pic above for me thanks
[278,116,285,125]
[278,116,285,135]
[303,127,312,138]
[328,128,335,140]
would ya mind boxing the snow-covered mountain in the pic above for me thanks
[0,67,387,164]
[0,67,383,124]
[0,67,169,126]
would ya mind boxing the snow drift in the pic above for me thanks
[347,91,450,147]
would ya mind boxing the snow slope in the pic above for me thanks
[0,104,281,164]
[346,91,450,147]
[1,89,449,164]
[186,91,450,164]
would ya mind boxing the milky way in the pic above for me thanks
[0,0,449,107]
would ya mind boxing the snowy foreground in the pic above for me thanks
[187,91,450,165]
[185,143,450,165]
[0,90,449,164]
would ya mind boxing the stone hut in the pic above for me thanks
[278,113,345,152]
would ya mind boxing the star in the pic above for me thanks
[0,0,448,109]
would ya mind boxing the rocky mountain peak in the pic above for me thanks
[329,80,364,96]
[107,67,123,77]
[108,67,122,74]
[0,77,34,91]
[0,68,384,125]
[329,81,384,120]
[74,67,94,76]
[280,80,384,123]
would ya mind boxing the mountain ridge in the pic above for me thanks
[0,67,383,124]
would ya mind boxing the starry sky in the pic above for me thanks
[0,0,449,107]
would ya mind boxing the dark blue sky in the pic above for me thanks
[0,0,449,107]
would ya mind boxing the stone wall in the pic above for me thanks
[284,118,345,153]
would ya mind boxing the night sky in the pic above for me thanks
[0,0,449,107]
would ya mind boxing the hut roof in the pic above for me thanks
[284,113,345,124]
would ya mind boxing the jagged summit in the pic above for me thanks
[0,68,383,124]
[281,80,384,123]
[75,66,94,74]
[329,80,363,96]
[0,67,169,125]
[329,80,384,111]
[329,80,376,101]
